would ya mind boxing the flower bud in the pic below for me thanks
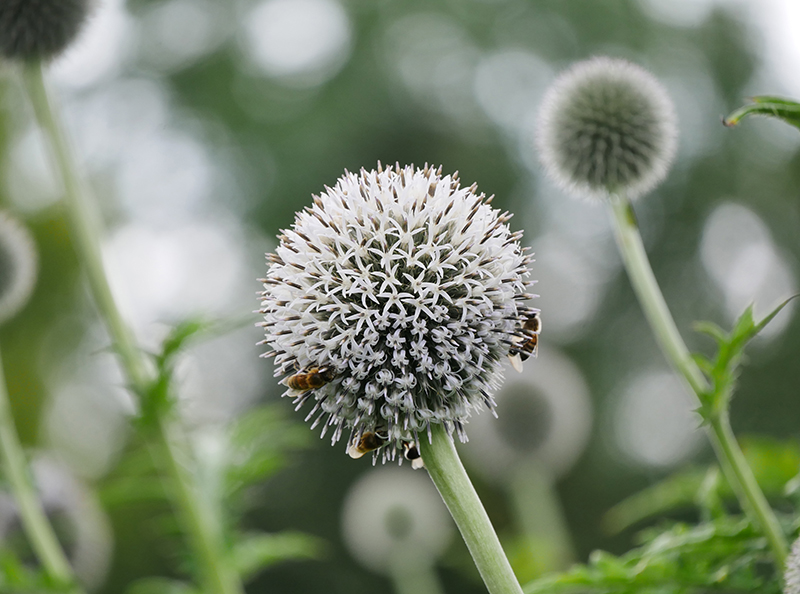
[0,0,91,61]
[0,212,38,324]
[536,57,677,202]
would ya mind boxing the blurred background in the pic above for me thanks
[1,0,799,592]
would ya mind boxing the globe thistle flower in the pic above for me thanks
[259,164,536,463]
[786,537,800,594]
[536,56,677,202]
[0,0,91,61]
[341,467,453,574]
[0,212,38,325]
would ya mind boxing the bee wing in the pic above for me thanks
[347,443,367,459]
[508,353,524,373]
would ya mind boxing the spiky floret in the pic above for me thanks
[0,213,38,325]
[0,0,91,61]
[259,164,536,463]
[536,56,677,202]
[786,537,800,594]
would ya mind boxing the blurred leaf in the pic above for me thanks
[126,577,199,594]
[140,316,253,426]
[0,549,54,593]
[693,298,797,416]
[604,436,800,533]
[524,517,780,594]
[223,405,309,502]
[724,96,800,131]
[232,531,323,583]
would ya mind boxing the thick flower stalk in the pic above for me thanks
[536,56,788,565]
[259,163,537,461]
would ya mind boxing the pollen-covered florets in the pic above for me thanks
[259,164,536,463]
[536,56,677,202]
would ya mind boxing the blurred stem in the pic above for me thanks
[20,61,246,594]
[608,194,788,566]
[388,558,445,594]
[420,424,524,594]
[20,61,150,397]
[0,347,84,593]
[154,415,245,594]
[509,462,575,574]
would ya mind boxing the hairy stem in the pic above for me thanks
[420,424,524,594]
[20,61,246,594]
[154,416,244,594]
[0,347,84,593]
[608,195,788,565]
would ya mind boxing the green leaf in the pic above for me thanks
[139,315,254,426]
[223,405,309,501]
[524,517,780,594]
[692,297,797,415]
[126,578,199,594]
[232,531,323,582]
[724,96,800,131]
[603,436,800,533]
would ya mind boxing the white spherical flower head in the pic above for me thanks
[259,164,536,462]
[786,537,800,594]
[0,213,38,325]
[536,57,677,202]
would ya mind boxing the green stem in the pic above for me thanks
[154,416,244,594]
[509,462,575,573]
[708,412,788,564]
[0,347,84,593]
[19,61,246,594]
[608,195,788,565]
[419,424,524,594]
[388,558,445,594]
[19,62,150,397]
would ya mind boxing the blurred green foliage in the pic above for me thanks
[0,0,798,593]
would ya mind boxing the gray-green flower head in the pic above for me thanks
[536,57,677,202]
[259,164,536,463]
[786,537,800,594]
[0,0,91,61]
[0,213,38,324]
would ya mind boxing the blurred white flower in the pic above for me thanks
[700,202,796,338]
[462,347,592,481]
[341,467,453,574]
[0,457,113,590]
[0,213,38,325]
[612,370,703,468]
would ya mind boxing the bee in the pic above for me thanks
[347,430,388,459]
[508,311,541,373]
[403,441,425,470]
[286,367,334,391]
